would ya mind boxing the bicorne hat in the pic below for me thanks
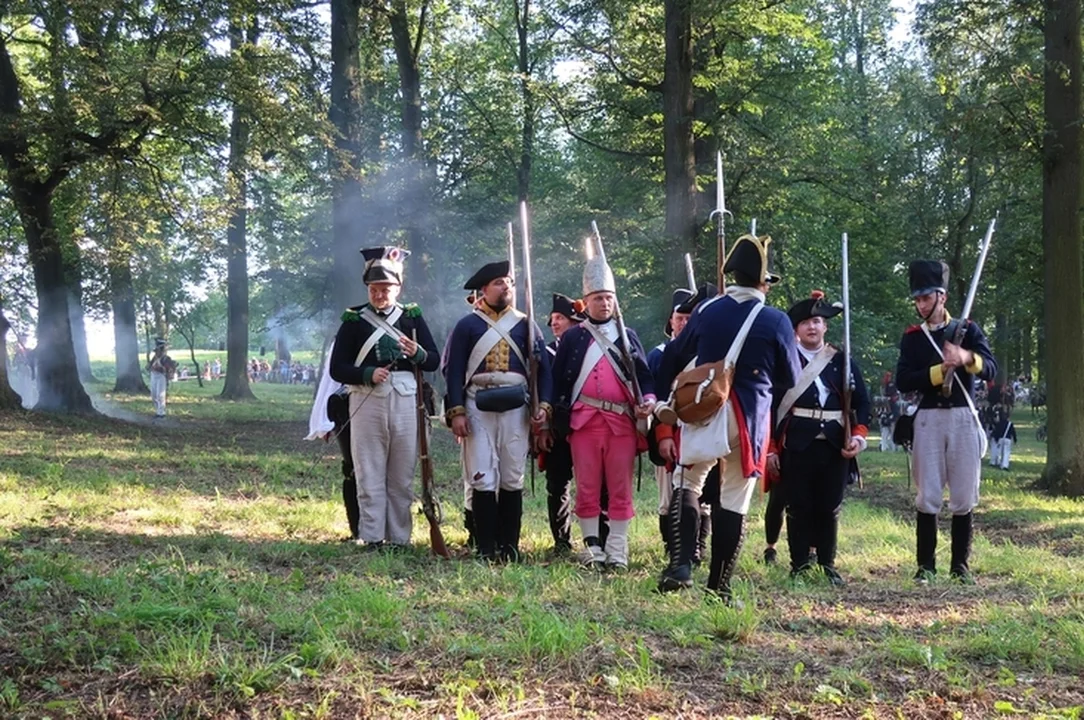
[676,283,719,315]
[723,234,781,285]
[908,260,949,298]
[786,290,843,328]
[664,288,695,338]
[549,293,586,326]
[361,246,410,285]
[463,260,512,291]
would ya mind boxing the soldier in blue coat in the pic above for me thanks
[896,260,996,583]
[654,235,800,601]
[444,260,552,562]
[769,291,871,584]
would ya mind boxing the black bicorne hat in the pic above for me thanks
[549,293,586,325]
[361,246,410,285]
[676,283,718,314]
[463,260,512,291]
[664,288,695,338]
[909,260,949,298]
[723,235,781,285]
[154,337,167,348]
[787,290,843,328]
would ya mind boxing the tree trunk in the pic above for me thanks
[220,15,257,401]
[329,0,366,311]
[0,304,23,410]
[108,249,149,393]
[662,0,697,286]
[389,0,438,315]
[1041,0,1084,495]
[1023,319,1034,380]
[64,242,95,383]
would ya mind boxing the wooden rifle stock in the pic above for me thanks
[413,331,450,558]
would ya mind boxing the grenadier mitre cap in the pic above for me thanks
[582,256,616,297]
[723,234,781,284]
[463,260,512,291]
[787,289,843,328]
[908,260,949,298]
[361,246,410,285]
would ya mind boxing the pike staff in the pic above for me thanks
[708,152,733,292]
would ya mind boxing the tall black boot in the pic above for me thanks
[472,491,499,561]
[950,512,974,583]
[915,511,938,583]
[658,489,699,592]
[707,508,747,605]
[658,513,672,557]
[547,491,572,554]
[342,475,360,541]
[786,507,811,574]
[817,512,843,586]
[464,509,476,550]
[693,506,711,566]
[498,489,524,563]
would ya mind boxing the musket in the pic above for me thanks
[590,221,643,406]
[413,330,450,558]
[683,252,696,292]
[750,218,757,236]
[520,202,540,494]
[708,152,732,292]
[842,231,861,489]
[942,217,996,398]
[507,222,517,309]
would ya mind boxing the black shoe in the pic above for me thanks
[822,565,845,586]
[551,540,573,558]
[950,565,975,584]
[763,547,777,565]
[657,563,693,593]
[914,567,936,585]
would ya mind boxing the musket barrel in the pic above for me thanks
[842,232,852,390]
[684,253,696,291]
[507,222,516,309]
[961,217,996,320]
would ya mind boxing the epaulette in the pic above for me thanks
[341,306,363,323]
[403,303,422,319]
[905,324,922,334]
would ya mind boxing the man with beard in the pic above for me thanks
[548,254,655,570]
[654,235,800,602]
[329,247,440,549]
[769,290,870,585]
[444,261,552,562]
[896,260,996,584]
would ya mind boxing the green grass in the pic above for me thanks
[1,396,1083,717]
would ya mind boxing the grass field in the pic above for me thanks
[1,370,1083,718]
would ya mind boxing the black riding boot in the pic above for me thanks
[342,475,360,540]
[658,489,699,592]
[707,508,747,605]
[472,491,499,561]
[693,506,711,566]
[786,507,812,574]
[950,512,974,582]
[915,511,938,582]
[659,513,672,558]
[498,490,524,563]
[817,512,844,586]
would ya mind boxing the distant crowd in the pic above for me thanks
[247,358,317,385]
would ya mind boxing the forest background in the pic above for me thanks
[0,0,1082,490]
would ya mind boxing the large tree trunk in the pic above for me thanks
[0,304,23,410]
[220,15,257,401]
[63,240,95,383]
[389,0,438,315]
[108,249,149,393]
[1040,0,1084,495]
[662,0,697,286]
[329,0,366,311]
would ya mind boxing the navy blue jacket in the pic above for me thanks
[895,318,996,410]
[658,293,800,476]
[546,320,654,409]
[775,348,872,452]
[330,303,440,386]
[444,306,552,413]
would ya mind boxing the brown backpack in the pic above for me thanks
[671,360,732,424]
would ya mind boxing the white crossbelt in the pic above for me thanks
[790,407,843,421]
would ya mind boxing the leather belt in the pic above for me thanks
[791,407,843,421]
[578,395,633,417]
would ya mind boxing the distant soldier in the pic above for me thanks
[548,254,655,569]
[543,293,587,556]
[896,260,997,583]
[655,235,800,601]
[444,260,552,562]
[329,247,440,549]
[770,291,871,584]
[148,338,175,418]
[989,409,1017,470]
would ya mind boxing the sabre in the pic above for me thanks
[707,151,733,292]
[683,252,696,292]
[943,217,997,398]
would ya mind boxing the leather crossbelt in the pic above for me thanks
[791,408,843,421]
[578,395,633,418]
